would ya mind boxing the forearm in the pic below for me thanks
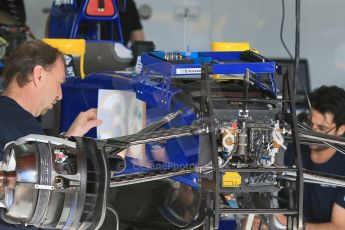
[304,203,345,230]
[274,215,343,230]
[306,222,343,230]
[130,29,144,42]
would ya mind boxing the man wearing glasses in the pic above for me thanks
[278,85,345,230]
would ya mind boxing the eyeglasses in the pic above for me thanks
[307,121,337,134]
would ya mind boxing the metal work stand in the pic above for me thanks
[198,62,304,230]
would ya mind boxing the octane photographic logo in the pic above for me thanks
[132,162,197,171]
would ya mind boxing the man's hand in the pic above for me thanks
[65,108,102,137]
[251,216,269,230]
[239,215,269,230]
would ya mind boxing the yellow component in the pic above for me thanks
[42,38,86,78]
[211,42,260,79]
[212,42,250,52]
[222,172,241,187]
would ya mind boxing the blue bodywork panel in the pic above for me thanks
[60,51,277,189]
[61,72,200,188]
[141,51,277,96]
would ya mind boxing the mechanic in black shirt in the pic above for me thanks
[0,40,102,159]
[98,0,144,45]
[0,0,26,26]
[116,0,144,45]
[278,86,345,230]
[0,0,28,65]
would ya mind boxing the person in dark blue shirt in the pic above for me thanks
[0,40,102,229]
[282,86,345,229]
[300,145,345,224]
[0,96,44,160]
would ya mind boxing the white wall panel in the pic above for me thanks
[25,0,345,89]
